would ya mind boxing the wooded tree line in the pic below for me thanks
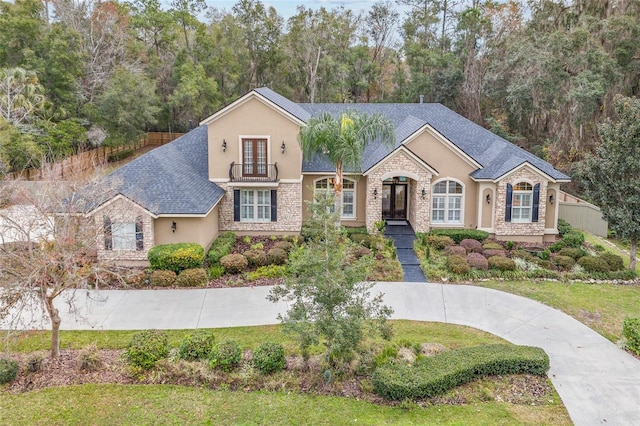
[0,0,638,179]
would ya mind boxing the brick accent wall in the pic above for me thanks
[95,197,155,264]
[365,150,432,233]
[218,182,302,233]
[494,166,547,239]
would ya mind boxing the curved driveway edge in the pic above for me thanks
[4,282,640,425]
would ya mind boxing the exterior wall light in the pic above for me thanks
[421,188,426,199]
[222,140,227,152]
[549,194,554,204]
[171,221,177,233]
[486,193,491,204]
[373,188,378,199]
[281,141,286,154]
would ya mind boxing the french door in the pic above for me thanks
[382,183,407,220]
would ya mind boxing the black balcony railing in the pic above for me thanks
[229,162,279,182]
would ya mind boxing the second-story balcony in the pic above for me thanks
[229,162,279,182]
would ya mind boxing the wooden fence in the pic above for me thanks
[6,132,185,181]
[558,191,608,237]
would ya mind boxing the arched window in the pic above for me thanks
[432,180,463,224]
[314,177,356,218]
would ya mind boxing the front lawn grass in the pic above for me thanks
[0,383,570,425]
[2,321,507,353]
[474,280,640,342]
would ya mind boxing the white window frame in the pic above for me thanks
[431,179,464,225]
[512,182,533,223]
[240,189,271,222]
[313,177,356,219]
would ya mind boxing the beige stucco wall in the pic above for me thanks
[301,174,367,228]
[405,131,479,229]
[94,197,155,266]
[154,205,220,250]
[207,96,302,181]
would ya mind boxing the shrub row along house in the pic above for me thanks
[89,88,570,265]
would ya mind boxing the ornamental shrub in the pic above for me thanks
[557,219,572,236]
[562,230,585,248]
[267,248,288,265]
[209,339,242,372]
[444,245,466,256]
[244,265,287,281]
[252,341,287,374]
[429,229,489,244]
[466,252,489,270]
[482,242,503,250]
[447,255,470,275]
[372,344,549,400]
[0,358,19,384]
[207,232,236,264]
[220,253,248,274]
[557,247,587,261]
[124,330,169,369]
[349,233,370,246]
[577,256,610,273]
[482,249,506,258]
[178,329,216,361]
[273,240,294,252]
[176,268,209,287]
[150,270,177,287]
[552,255,575,271]
[208,264,225,279]
[623,318,640,356]
[460,239,483,253]
[148,243,205,273]
[243,249,267,267]
[428,235,455,250]
[549,241,565,253]
[488,256,516,271]
[599,253,625,272]
[77,343,102,372]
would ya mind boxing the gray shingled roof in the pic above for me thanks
[101,126,224,215]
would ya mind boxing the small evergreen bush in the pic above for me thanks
[429,229,489,244]
[428,235,455,250]
[178,330,216,361]
[552,255,575,271]
[209,339,242,372]
[273,240,294,252]
[243,249,267,267]
[577,256,610,273]
[466,252,489,270]
[148,243,205,273]
[176,268,209,287]
[444,245,466,256]
[549,241,565,252]
[267,247,288,265]
[599,253,624,272]
[460,238,483,253]
[447,255,470,275]
[150,270,177,287]
[208,264,225,279]
[207,232,236,264]
[253,341,287,374]
[557,219,572,236]
[623,318,640,356]
[124,330,169,369]
[557,247,587,260]
[488,256,516,271]
[220,253,248,274]
[482,242,503,250]
[244,265,287,281]
[0,358,19,384]
[482,249,506,258]
[562,230,585,248]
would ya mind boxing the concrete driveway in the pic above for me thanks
[3,282,639,425]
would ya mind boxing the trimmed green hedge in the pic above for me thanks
[207,232,236,265]
[623,318,640,356]
[428,229,489,244]
[372,344,549,400]
[148,243,205,273]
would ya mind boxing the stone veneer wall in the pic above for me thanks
[95,198,155,264]
[494,166,547,238]
[218,182,302,233]
[365,150,432,233]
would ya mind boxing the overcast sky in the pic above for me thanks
[207,0,384,20]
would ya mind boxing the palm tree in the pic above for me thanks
[300,109,395,218]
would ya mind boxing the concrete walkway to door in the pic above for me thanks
[3,283,639,426]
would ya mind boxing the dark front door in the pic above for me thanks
[382,183,407,220]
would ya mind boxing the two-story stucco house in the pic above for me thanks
[88,87,570,265]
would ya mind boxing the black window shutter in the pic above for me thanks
[103,216,112,250]
[532,183,540,222]
[271,190,277,222]
[135,216,144,250]
[233,189,240,222]
[505,183,513,222]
